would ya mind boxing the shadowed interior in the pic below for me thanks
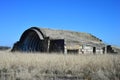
[49,39,64,53]
[21,31,44,52]
[12,27,46,52]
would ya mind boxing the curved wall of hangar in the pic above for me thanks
[12,27,47,52]
[12,27,107,54]
[21,30,43,52]
[20,27,45,42]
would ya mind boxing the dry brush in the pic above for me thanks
[0,51,119,80]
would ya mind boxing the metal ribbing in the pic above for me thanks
[12,27,45,52]
[20,31,41,52]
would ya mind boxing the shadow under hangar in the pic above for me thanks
[12,27,117,54]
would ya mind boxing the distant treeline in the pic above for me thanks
[0,46,10,50]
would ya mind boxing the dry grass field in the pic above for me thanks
[0,51,120,80]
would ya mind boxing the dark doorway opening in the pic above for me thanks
[102,47,105,54]
[107,45,116,53]
[67,49,79,54]
[93,47,96,54]
[107,45,117,53]
[49,39,64,53]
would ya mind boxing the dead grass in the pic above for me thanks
[0,51,120,80]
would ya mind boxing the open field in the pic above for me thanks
[0,51,120,80]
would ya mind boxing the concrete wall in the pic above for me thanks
[64,45,106,54]
[64,45,82,54]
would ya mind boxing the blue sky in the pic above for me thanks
[0,0,120,47]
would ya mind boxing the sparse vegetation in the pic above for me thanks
[0,51,120,80]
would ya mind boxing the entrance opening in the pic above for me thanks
[21,31,44,52]
[67,49,79,54]
[107,45,116,53]
[102,47,105,54]
[49,39,64,53]
[93,47,96,54]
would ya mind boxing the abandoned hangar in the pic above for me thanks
[12,27,107,54]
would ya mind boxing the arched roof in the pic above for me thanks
[12,27,106,52]
[12,27,48,52]
[19,27,104,46]
[19,27,45,43]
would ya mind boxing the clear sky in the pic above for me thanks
[0,0,120,47]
